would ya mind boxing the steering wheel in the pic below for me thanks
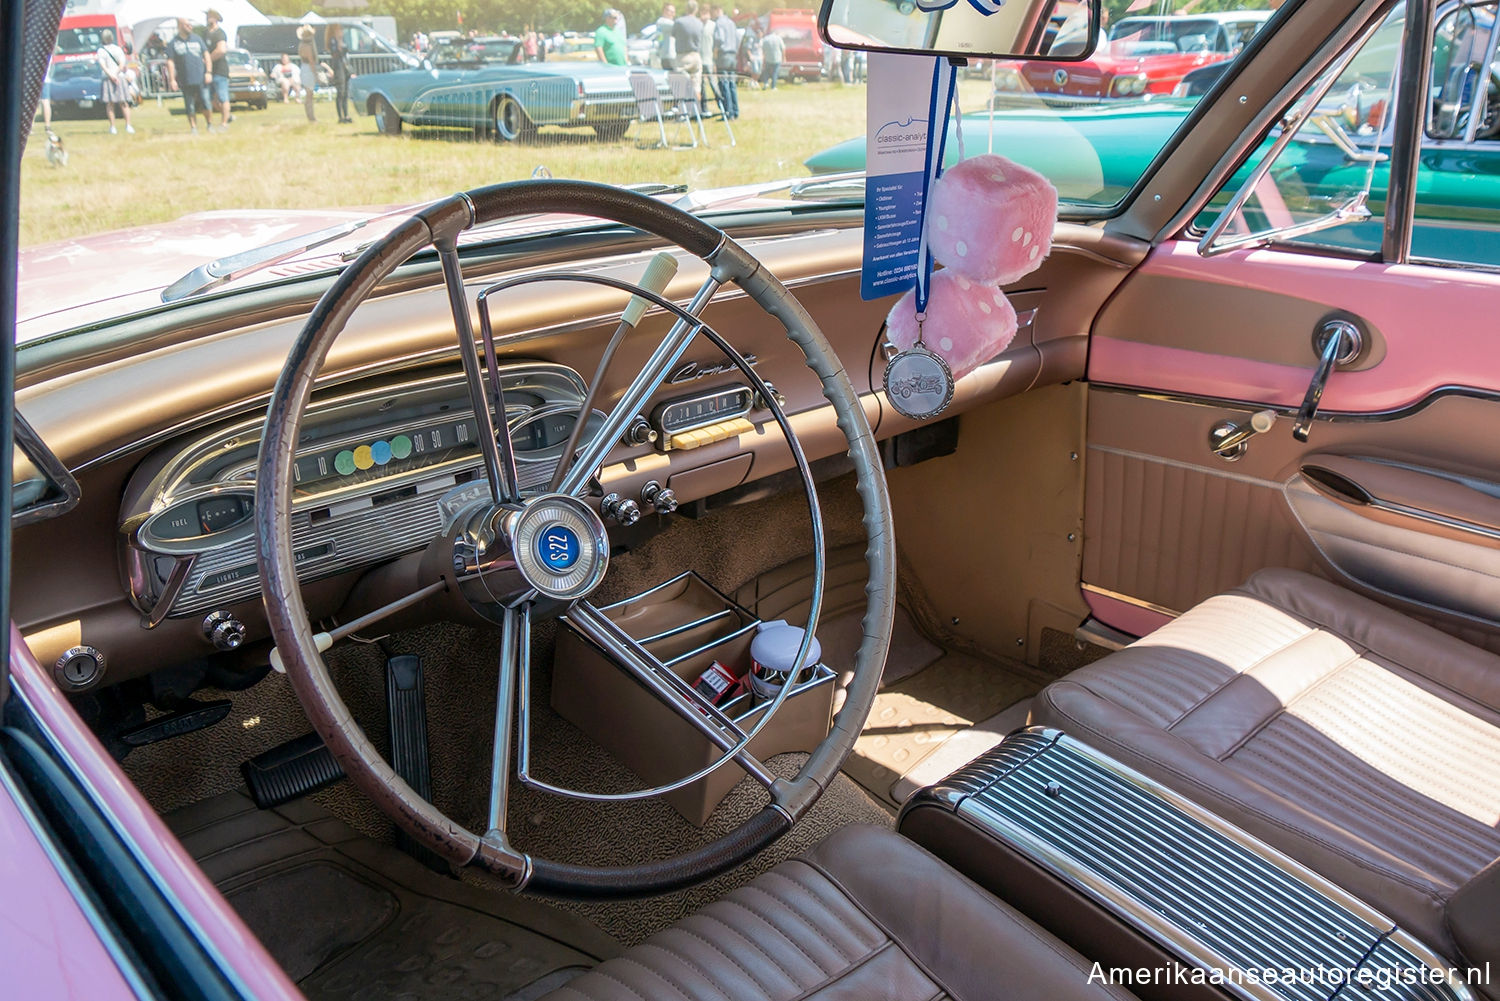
[255,181,896,897]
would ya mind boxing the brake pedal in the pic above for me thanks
[241,732,344,809]
[386,654,445,870]
[386,655,433,799]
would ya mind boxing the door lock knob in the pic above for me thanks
[1209,409,1277,460]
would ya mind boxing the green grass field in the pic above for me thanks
[19,77,996,248]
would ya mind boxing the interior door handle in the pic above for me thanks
[1293,319,1362,442]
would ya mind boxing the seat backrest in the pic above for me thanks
[628,70,660,118]
[667,70,698,112]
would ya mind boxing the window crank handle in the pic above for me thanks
[1293,320,1361,442]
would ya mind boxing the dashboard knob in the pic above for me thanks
[600,493,641,527]
[641,480,678,514]
[625,417,658,447]
[202,611,247,651]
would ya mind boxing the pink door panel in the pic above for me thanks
[1081,240,1500,648]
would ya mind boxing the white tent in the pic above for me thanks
[113,0,270,48]
[298,11,325,23]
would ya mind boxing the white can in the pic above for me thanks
[748,620,822,702]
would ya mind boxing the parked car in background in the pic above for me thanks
[225,48,270,110]
[51,11,133,68]
[43,58,108,118]
[998,10,1272,103]
[237,20,418,77]
[351,36,664,141]
[765,8,823,81]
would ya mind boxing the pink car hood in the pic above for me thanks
[17,185,804,345]
[16,204,601,344]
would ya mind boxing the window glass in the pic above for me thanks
[1413,0,1500,267]
[1195,9,1402,256]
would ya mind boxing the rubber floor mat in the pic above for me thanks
[167,792,619,1001]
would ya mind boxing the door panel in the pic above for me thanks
[1083,383,1500,653]
[1091,242,1500,412]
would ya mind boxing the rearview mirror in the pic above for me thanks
[818,0,1100,62]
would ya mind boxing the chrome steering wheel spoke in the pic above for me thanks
[437,241,518,505]
[484,601,529,851]
[554,274,721,497]
[538,601,781,797]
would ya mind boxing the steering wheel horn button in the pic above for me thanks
[508,494,608,600]
[536,524,581,571]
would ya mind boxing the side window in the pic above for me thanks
[1196,9,1402,256]
[1199,1,1500,271]
[1413,0,1500,268]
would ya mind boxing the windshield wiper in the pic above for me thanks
[671,171,864,211]
[160,214,388,304]
[160,178,855,307]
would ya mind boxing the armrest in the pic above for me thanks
[1300,454,1500,540]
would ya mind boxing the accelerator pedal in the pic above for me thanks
[241,732,345,809]
[386,654,445,870]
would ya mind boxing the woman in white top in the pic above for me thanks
[96,30,134,134]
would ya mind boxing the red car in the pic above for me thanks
[1000,11,1272,102]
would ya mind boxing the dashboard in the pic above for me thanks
[12,219,1129,689]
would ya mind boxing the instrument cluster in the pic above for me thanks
[120,364,600,625]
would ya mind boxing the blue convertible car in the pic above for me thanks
[351,37,661,142]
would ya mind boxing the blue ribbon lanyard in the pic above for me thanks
[914,58,960,323]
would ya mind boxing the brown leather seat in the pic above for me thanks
[540,824,1138,1001]
[1032,568,1500,970]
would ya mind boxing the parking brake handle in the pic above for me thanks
[1293,319,1361,442]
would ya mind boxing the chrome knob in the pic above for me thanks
[625,417,658,447]
[203,611,246,651]
[600,492,641,527]
[641,480,678,514]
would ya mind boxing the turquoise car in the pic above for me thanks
[351,37,663,142]
[805,98,1500,262]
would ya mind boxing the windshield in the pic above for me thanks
[54,26,107,55]
[18,0,1280,342]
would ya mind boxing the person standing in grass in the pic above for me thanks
[204,9,230,131]
[96,29,135,134]
[655,3,676,70]
[297,24,319,122]
[760,29,782,89]
[327,23,353,123]
[710,5,737,119]
[594,9,626,66]
[674,1,703,95]
[166,19,212,133]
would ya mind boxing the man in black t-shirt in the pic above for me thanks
[204,8,230,130]
[166,18,212,133]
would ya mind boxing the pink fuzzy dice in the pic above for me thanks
[926,154,1058,284]
[886,269,1018,380]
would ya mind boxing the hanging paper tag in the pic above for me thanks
[860,53,938,302]
[884,341,955,419]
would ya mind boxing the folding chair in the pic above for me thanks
[629,69,671,148]
[667,70,735,148]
